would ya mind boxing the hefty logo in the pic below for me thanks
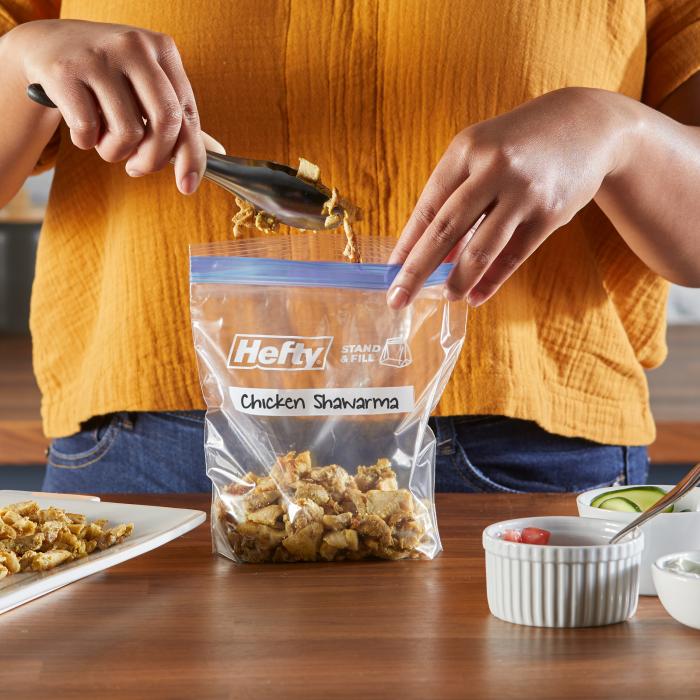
[227,334,333,371]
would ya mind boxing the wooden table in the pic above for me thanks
[3,494,700,699]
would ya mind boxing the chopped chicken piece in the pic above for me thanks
[56,529,80,551]
[255,476,277,491]
[282,522,323,561]
[296,157,321,183]
[355,459,398,492]
[31,549,73,571]
[254,211,278,233]
[83,523,104,541]
[38,507,72,525]
[341,210,361,262]
[247,505,284,527]
[287,498,324,531]
[0,550,20,574]
[319,541,338,561]
[271,451,313,487]
[19,550,38,571]
[244,482,281,512]
[356,514,393,546]
[1,501,38,518]
[236,522,286,549]
[341,489,367,515]
[57,537,83,558]
[321,187,362,262]
[323,529,359,551]
[377,477,399,491]
[67,523,87,537]
[232,196,255,238]
[361,537,413,560]
[2,510,37,537]
[323,499,344,515]
[0,523,17,540]
[322,513,353,531]
[324,213,341,228]
[294,482,330,505]
[231,199,278,237]
[230,536,276,564]
[66,512,87,524]
[375,546,413,561]
[242,548,271,564]
[41,520,65,544]
[391,517,425,550]
[282,513,293,536]
[322,530,346,549]
[11,532,45,555]
[97,523,134,550]
[365,489,413,519]
[308,465,355,500]
[225,481,255,497]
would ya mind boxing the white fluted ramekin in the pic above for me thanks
[483,516,644,628]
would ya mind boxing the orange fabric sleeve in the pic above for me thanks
[0,0,59,30]
[644,0,700,107]
[0,0,61,173]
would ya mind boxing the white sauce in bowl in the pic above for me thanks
[662,556,700,578]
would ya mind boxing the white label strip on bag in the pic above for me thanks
[229,386,415,416]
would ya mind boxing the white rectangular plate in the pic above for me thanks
[0,490,206,615]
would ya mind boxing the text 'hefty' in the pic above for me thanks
[227,334,334,371]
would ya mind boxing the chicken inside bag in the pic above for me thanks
[190,232,467,563]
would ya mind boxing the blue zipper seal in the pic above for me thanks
[190,256,453,290]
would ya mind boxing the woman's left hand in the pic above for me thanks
[386,87,633,309]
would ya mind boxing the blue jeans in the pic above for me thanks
[44,412,212,493]
[431,415,648,493]
[43,412,648,494]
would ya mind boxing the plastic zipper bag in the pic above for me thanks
[190,232,467,563]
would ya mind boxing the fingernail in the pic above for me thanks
[467,291,485,307]
[387,286,409,310]
[209,138,226,154]
[179,171,200,195]
[443,288,462,302]
[126,167,143,177]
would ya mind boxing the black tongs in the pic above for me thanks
[27,83,339,230]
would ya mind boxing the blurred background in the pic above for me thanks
[1,174,699,489]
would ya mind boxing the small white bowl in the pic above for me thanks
[577,485,700,595]
[653,551,700,630]
[483,516,643,628]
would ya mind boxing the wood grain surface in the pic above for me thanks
[2,493,699,700]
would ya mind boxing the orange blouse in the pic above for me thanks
[1,0,699,444]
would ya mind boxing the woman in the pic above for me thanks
[0,1,698,493]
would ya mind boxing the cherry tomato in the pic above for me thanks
[521,527,551,545]
[502,529,522,542]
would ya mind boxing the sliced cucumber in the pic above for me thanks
[596,496,642,513]
[590,486,669,512]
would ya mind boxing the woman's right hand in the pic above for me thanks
[7,19,221,194]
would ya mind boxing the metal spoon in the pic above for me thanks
[26,83,338,230]
[609,461,700,544]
